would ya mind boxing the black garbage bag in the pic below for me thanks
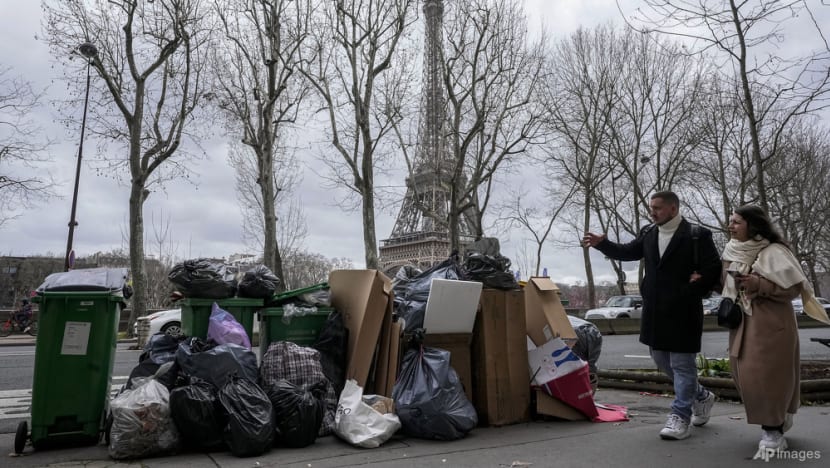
[265,379,325,448]
[176,339,258,389]
[237,265,281,299]
[168,258,236,299]
[392,347,477,440]
[169,378,226,451]
[312,310,349,396]
[567,315,603,375]
[393,256,464,333]
[125,359,181,391]
[141,333,187,365]
[218,375,274,457]
[462,238,519,290]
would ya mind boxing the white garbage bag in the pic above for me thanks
[334,379,401,448]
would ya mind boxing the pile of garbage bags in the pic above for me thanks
[168,259,280,299]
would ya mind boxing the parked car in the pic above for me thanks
[702,296,724,316]
[791,297,830,315]
[133,308,182,337]
[584,295,643,319]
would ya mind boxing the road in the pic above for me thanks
[0,328,827,435]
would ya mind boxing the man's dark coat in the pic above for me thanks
[596,218,722,353]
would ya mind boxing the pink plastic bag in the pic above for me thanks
[207,302,251,348]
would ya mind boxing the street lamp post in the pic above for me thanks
[64,42,98,271]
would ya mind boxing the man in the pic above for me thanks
[582,191,722,440]
[15,299,33,332]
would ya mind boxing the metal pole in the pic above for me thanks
[64,54,94,271]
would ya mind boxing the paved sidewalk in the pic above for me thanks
[4,388,828,468]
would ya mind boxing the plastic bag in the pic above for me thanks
[168,258,236,299]
[37,267,129,293]
[259,341,338,436]
[462,238,519,290]
[176,339,258,389]
[312,310,349,396]
[141,332,187,365]
[392,347,477,440]
[265,379,325,448]
[282,303,317,324]
[218,375,274,457]
[237,264,280,299]
[169,378,226,451]
[109,378,179,460]
[567,315,602,375]
[207,302,251,348]
[335,379,401,448]
[393,257,465,333]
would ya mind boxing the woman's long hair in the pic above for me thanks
[734,205,790,248]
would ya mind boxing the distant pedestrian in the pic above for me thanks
[583,191,722,440]
[722,205,828,453]
[15,299,32,329]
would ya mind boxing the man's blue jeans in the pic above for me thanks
[650,349,708,422]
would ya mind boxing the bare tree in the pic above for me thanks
[212,0,313,284]
[43,0,212,332]
[281,251,353,290]
[440,0,547,251]
[541,25,622,309]
[300,0,418,269]
[0,67,55,227]
[627,0,830,212]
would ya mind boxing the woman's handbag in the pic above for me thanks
[717,297,743,329]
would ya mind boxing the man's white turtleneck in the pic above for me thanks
[657,214,682,257]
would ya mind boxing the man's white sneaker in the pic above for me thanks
[659,414,691,440]
[782,413,793,433]
[691,390,715,426]
[759,430,787,451]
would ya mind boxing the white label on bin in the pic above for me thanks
[80,301,94,306]
[61,321,92,355]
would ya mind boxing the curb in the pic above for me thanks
[0,337,138,347]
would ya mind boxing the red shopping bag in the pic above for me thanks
[538,363,598,419]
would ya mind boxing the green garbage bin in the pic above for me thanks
[180,297,263,343]
[259,283,332,355]
[26,290,124,450]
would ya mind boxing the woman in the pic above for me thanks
[721,205,814,452]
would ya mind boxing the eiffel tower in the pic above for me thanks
[379,0,475,274]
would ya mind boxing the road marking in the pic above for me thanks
[0,376,127,420]
[624,354,652,359]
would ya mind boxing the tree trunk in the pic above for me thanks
[362,187,378,269]
[127,181,146,337]
[583,190,596,309]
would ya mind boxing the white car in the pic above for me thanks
[584,295,643,319]
[134,308,182,337]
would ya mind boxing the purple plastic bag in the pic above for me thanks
[207,303,251,349]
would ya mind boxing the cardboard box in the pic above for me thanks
[329,270,393,388]
[472,289,531,426]
[423,333,473,402]
[524,277,576,347]
[533,388,588,421]
[375,316,404,397]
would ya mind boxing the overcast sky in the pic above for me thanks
[0,1,825,285]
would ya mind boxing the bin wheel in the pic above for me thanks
[26,321,38,336]
[14,420,27,454]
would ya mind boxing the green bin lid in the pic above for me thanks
[269,282,329,305]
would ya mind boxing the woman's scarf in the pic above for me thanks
[753,244,830,325]
[721,238,769,315]
[723,239,830,324]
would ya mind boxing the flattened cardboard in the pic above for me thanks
[329,270,393,388]
[385,318,404,396]
[534,388,588,421]
[472,289,531,426]
[423,279,482,333]
[525,277,576,347]
[423,333,473,402]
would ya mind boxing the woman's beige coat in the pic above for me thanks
[725,260,800,426]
